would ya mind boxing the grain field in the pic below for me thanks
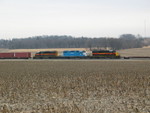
[0,60,149,113]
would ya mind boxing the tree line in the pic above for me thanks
[0,34,149,50]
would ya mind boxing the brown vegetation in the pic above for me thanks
[0,60,149,113]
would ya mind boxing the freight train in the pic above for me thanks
[0,50,120,59]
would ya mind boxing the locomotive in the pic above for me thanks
[92,50,120,58]
[33,51,58,59]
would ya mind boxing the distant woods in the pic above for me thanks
[0,34,150,50]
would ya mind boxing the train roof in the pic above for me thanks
[36,51,57,53]
[92,50,116,52]
[63,50,86,52]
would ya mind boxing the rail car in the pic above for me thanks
[0,52,31,59]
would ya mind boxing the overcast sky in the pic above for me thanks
[0,0,149,39]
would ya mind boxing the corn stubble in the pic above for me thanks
[0,60,149,113]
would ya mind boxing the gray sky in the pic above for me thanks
[0,0,149,39]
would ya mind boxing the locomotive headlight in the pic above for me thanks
[116,52,120,56]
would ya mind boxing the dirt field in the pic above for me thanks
[0,60,149,113]
[118,47,150,57]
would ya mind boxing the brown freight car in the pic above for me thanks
[0,52,31,59]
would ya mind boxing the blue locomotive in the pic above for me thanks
[63,51,87,57]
